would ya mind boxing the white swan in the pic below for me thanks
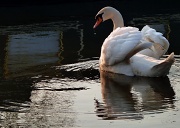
[94,6,174,77]
[94,6,169,59]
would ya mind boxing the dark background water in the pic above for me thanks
[0,1,180,127]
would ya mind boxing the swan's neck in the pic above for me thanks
[111,12,124,30]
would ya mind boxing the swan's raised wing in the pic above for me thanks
[100,27,151,66]
[140,25,169,58]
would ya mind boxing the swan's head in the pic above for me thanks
[93,6,124,29]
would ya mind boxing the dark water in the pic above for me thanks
[0,13,180,127]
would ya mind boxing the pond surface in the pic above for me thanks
[0,12,180,128]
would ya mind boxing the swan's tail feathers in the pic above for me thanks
[151,52,175,77]
[125,42,152,60]
[165,52,175,63]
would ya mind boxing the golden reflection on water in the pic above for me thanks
[0,21,85,78]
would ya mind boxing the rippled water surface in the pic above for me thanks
[0,13,180,128]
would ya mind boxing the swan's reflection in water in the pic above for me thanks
[95,71,175,120]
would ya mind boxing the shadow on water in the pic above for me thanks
[0,78,32,112]
[95,71,175,120]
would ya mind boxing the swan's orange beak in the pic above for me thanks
[93,17,103,29]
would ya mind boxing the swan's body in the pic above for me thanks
[94,7,174,77]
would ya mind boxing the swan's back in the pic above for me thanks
[100,27,142,66]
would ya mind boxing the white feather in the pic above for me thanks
[140,25,169,58]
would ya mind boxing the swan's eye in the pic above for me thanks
[94,13,104,29]
[95,13,104,21]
